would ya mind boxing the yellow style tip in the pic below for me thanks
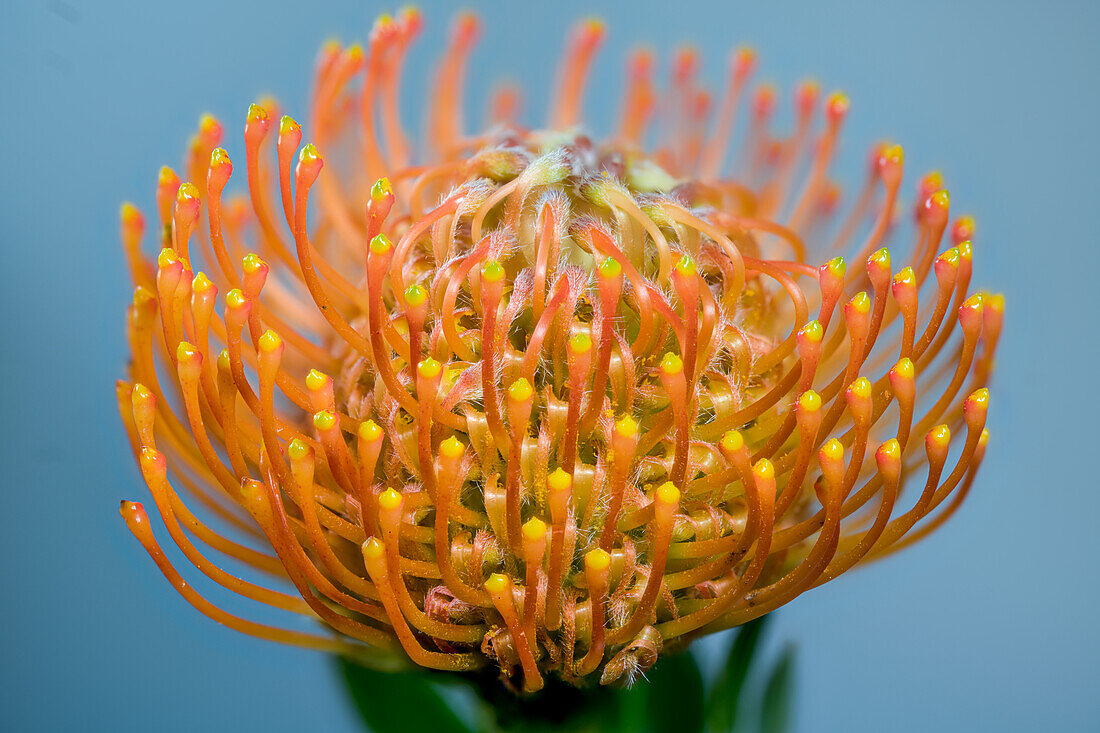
[659,352,684,375]
[521,517,548,543]
[509,378,533,402]
[404,284,428,307]
[377,488,403,511]
[548,467,572,493]
[720,430,744,453]
[481,259,505,283]
[614,414,639,438]
[585,548,612,572]
[655,482,680,506]
[417,358,442,380]
[257,329,282,353]
[312,410,336,432]
[568,332,593,355]
[287,438,311,462]
[358,420,384,443]
[439,436,465,459]
[305,369,329,392]
[484,573,509,595]
[370,234,392,255]
[799,390,822,413]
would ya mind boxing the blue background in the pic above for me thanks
[2,0,1097,730]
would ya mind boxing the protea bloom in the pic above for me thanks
[117,11,1002,693]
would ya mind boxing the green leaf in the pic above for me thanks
[759,646,794,733]
[706,615,769,733]
[336,656,475,733]
[645,649,706,733]
[610,682,649,733]
[456,669,639,733]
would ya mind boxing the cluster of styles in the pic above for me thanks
[118,11,1002,692]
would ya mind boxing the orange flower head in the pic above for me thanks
[118,12,1001,692]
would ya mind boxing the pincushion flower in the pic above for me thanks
[117,10,1002,693]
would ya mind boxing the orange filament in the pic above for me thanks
[117,13,1001,691]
